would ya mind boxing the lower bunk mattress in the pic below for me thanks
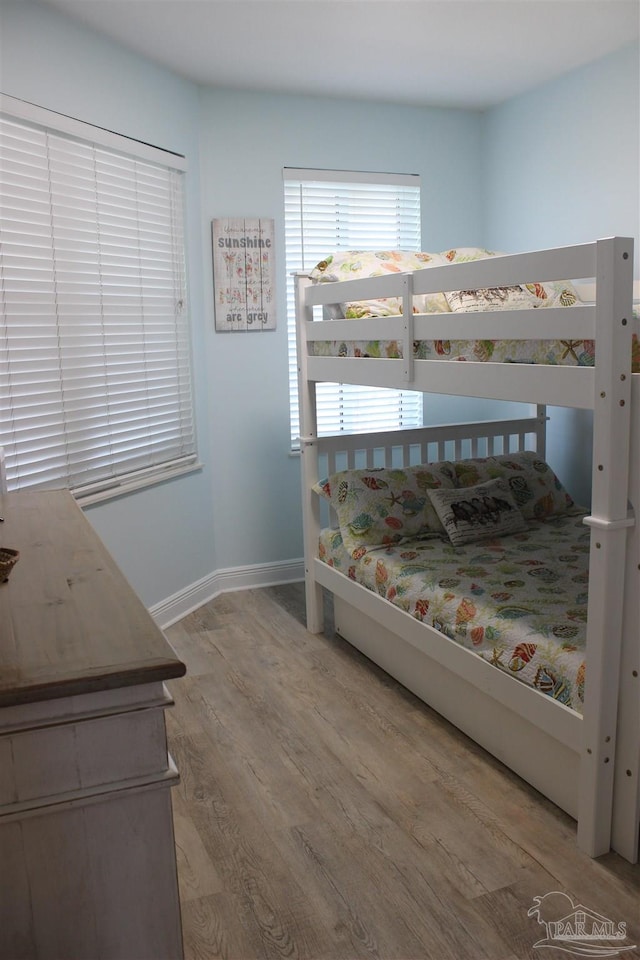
[319,513,590,715]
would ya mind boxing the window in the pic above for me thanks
[283,168,422,448]
[0,95,197,503]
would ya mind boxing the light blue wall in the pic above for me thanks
[0,0,216,606]
[482,43,640,505]
[483,43,639,267]
[198,88,484,568]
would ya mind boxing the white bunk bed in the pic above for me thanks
[295,237,639,863]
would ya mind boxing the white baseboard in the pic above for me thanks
[149,558,305,629]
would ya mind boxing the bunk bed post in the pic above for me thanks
[611,373,640,862]
[578,237,634,857]
[295,273,324,634]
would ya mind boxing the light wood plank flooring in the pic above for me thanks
[165,585,640,960]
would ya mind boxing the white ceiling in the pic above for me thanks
[37,0,640,109]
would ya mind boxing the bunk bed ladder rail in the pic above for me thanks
[579,236,635,858]
[401,271,414,383]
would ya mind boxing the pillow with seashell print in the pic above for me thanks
[450,450,580,520]
[440,246,580,312]
[312,462,457,557]
[309,250,451,318]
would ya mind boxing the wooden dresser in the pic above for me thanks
[0,490,186,959]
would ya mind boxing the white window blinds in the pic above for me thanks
[283,168,423,447]
[0,96,197,502]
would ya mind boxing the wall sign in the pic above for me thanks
[212,218,276,331]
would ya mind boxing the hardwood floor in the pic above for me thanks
[164,585,640,960]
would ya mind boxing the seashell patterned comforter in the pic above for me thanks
[319,513,590,714]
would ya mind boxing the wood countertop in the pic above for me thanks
[0,490,186,708]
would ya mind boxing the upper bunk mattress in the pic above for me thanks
[308,249,640,371]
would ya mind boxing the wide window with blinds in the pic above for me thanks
[283,168,422,448]
[0,95,197,503]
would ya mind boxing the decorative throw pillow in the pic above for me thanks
[450,451,576,520]
[445,285,533,312]
[315,461,457,555]
[441,248,528,313]
[428,478,527,546]
[440,247,581,311]
[309,251,451,317]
